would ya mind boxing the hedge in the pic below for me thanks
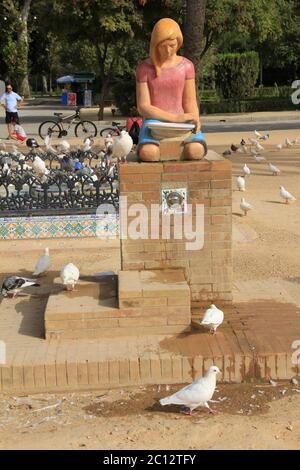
[215,51,259,99]
[112,79,136,116]
[200,97,298,115]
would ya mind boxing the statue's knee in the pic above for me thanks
[139,144,160,162]
[184,142,206,160]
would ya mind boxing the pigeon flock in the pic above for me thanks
[0,247,80,298]
[0,130,135,299]
[0,130,134,194]
[227,130,298,216]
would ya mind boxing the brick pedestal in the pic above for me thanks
[118,269,191,329]
[119,153,232,308]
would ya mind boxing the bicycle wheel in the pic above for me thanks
[75,120,97,138]
[100,127,120,138]
[38,121,61,139]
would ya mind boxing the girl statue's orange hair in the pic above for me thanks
[150,18,183,77]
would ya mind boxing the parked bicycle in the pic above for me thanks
[38,106,97,140]
[100,121,126,138]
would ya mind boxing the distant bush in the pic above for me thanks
[215,51,259,99]
[253,85,291,98]
[112,78,136,116]
[200,97,297,115]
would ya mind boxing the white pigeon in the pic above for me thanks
[253,154,266,163]
[104,134,114,153]
[243,164,251,177]
[32,156,49,176]
[285,137,294,148]
[241,145,248,154]
[240,197,252,216]
[254,130,262,138]
[58,140,70,153]
[255,142,264,152]
[280,186,296,204]
[201,304,224,334]
[83,137,93,152]
[276,143,283,150]
[2,162,11,175]
[268,162,280,175]
[107,163,116,178]
[250,148,258,156]
[44,134,57,154]
[44,134,50,146]
[259,134,270,141]
[249,138,258,145]
[159,365,221,415]
[112,130,133,162]
[236,176,246,191]
[60,263,80,290]
[33,247,51,277]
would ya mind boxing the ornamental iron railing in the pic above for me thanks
[0,149,119,216]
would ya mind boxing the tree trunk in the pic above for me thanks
[183,0,207,84]
[17,0,32,97]
[259,51,263,86]
[98,79,110,121]
[42,75,48,94]
[49,71,53,93]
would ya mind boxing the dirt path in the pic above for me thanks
[1,381,300,450]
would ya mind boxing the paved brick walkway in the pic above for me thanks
[0,294,299,393]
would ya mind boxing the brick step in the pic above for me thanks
[45,272,191,339]
[47,325,191,340]
[1,343,297,394]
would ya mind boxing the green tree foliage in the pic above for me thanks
[215,51,259,98]
[0,0,33,96]
[203,0,296,56]
[0,0,298,109]
[49,0,144,118]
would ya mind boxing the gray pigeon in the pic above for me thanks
[61,155,75,172]
[1,276,40,298]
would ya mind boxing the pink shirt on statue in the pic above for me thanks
[136,57,195,114]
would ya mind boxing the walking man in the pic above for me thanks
[0,83,23,139]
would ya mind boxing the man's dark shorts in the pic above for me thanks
[5,111,19,125]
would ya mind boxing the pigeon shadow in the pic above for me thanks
[232,212,244,218]
[263,200,286,205]
[284,277,300,285]
[15,296,46,338]
[0,269,62,339]
[145,402,182,415]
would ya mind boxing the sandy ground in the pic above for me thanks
[0,128,300,449]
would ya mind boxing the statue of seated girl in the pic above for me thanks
[136,17,208,162]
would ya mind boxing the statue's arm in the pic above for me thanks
[136,81,181,122]
[182,79,201,131]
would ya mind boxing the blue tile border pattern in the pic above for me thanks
[0,214,119,240]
